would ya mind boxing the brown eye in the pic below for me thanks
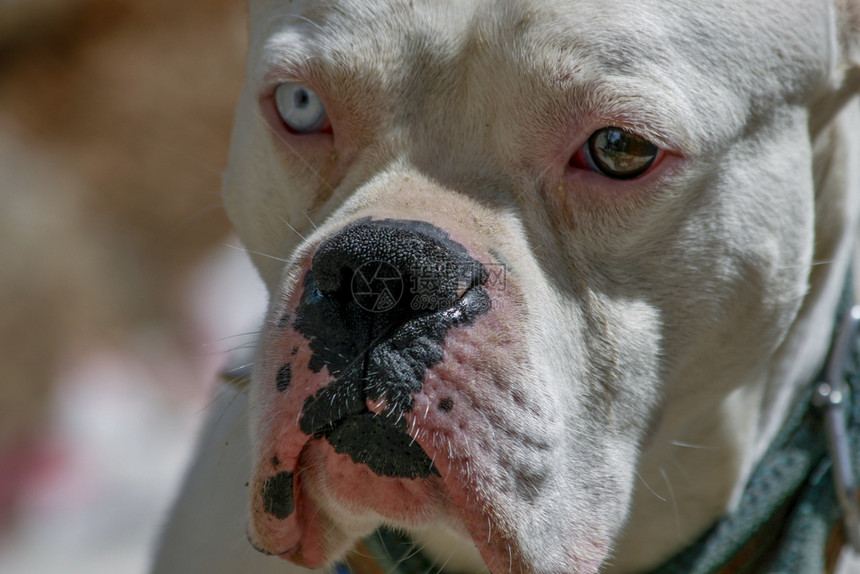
[586,127,659,179]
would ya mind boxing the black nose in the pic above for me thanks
[290,217,491,478]
[312,217,484,317]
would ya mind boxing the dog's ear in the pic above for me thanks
[811,0,860,134]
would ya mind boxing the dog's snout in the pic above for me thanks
[312,217,486,317]
[282,218,492,479]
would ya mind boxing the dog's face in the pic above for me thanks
[222,1,856,572]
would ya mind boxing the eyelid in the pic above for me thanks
[260,63,309,94]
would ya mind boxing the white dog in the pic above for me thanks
[152,1,860,572]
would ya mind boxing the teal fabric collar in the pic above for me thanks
[336,528,441,574]
[335,290,860,574]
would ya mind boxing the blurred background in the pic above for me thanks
[0,1,268,572]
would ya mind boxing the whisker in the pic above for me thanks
[430,546,458,574]
[670,440,722,450]
[294,15,328,34]
[200,330,264,347]
[224,343,261,355]
[219,365,255,393]
[225,242,289,263]
[659,467,681,533]
[279,215,310,242]
[672,460,692,483]
[304,211,320,230]
[636,471,666,502]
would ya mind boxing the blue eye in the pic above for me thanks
[274,83,329,134]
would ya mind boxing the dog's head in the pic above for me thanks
[223,1,860,572]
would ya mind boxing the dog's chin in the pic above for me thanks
[249,429,609,574]
[247,435,460,568]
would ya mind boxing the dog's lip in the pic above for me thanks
[249,435,452,568]
[247,464,328,567]
[245,526,289,558]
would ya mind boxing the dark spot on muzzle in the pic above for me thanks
[278,313,291,329]
[276,364,292,392]
[262,471,294,519]
[291,218,491,478]
[326,411,436,478]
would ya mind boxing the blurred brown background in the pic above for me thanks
[0,1,260,572]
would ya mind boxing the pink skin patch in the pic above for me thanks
[247,325,332,565]
[305,438,447,523]
[248,235,611,573]
[402,301,610,573]
[247,251,336,564]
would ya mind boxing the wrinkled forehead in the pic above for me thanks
[248,0,831,78]
[247,0,833,149]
